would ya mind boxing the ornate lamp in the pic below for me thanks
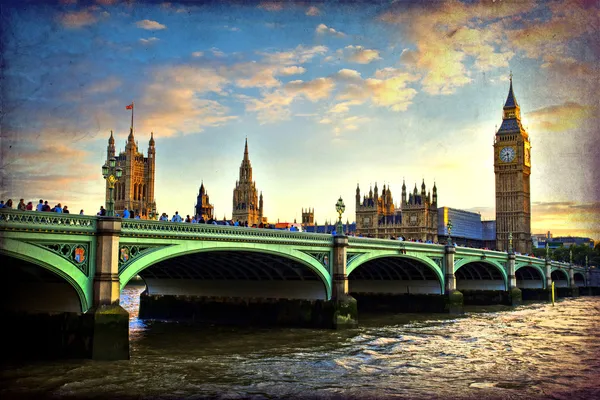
[102,157,123,217]
[335,196,345,235]
[570,248,573,265]
[508,231,513,253]
[446,219,453,246]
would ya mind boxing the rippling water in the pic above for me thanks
[2,286,599,399]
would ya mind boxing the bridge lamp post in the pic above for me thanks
[101,157,123,217]
[570,248,573,265]
[446,219,453,246]
[335,196,345,235]
[508,231,513,254]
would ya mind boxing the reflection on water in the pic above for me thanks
[1,285,599,399]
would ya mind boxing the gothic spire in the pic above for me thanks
[244,137,249,161]
[504,72,518,108]
[149,131,155,147]
[109,130,115,145]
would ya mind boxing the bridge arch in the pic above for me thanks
[573,272,586,287]
[454,258,507,291]
[347,252,444,294]
[515,263,546,289]
[550,268,570,287]
[0,238,89,312]
[120,242,332,300]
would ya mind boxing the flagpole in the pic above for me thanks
[131,101,134,130]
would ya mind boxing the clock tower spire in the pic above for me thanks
[494,75,531,254]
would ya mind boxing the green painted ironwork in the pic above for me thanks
[1,209,591,313]
[299,250,331,269]
[34,242,91,276]
[0,209,96,233]
[118,244,170,273]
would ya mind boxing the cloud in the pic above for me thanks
[136,19,167,30]
[334,67,419,111]
[342,45,381,64]
[223,25,240,32]
[336,69,363,82]
[60,10,97,28]
[259,45,328,65]
[85,76,122,94]
[316,24,345,38]
[381,1,528,95]
[1,141,100,206]
[285,77,335,101]
[139,37,160,45]
[258,2,283,12]
[531,201,600,241]
[239,91,293,124]
[279,66,306,76]
[527,101,596,132]
[211,48,226,57]
[306,6,320,16]
[191,51,204,57]
[137,65,236,136]
[230,64,281,89]
[327,100,364,114]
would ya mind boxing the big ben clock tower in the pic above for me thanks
[494,75,531,254]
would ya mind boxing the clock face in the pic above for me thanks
[499,146,516,163]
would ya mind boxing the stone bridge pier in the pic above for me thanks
[444,244,463,313]
[89,217,129,361]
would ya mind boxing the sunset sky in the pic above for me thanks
[1,0,599,240]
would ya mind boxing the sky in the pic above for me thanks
[1,0,599,241]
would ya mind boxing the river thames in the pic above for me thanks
[1,286,599,399]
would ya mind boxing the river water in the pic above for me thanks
[1,286,599,399]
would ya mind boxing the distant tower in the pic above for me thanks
[494,75,531,254]
[106,128,156,218]
[232,138,264,225]
[302,208,315,226]
[195,181,214,221]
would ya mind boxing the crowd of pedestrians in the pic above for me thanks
[0,198,78,214]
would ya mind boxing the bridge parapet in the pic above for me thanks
[347,237,445,253]
[120,219,334,246]
[0,209,97,234]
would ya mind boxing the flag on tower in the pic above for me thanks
[126,103,133,110]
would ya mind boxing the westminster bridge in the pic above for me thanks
[1,209,598,360]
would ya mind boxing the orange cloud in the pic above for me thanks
[258,2,283,12]
[136,19,166,30]
[285,77,335,101]
[60,10,97,28]
[381,1,531,94]
[531,201,600,241]
[239,91,293,124]
[527,102,596,132]
[136,65,235,136]
[339,45,381,64]
[279,66,306,76]
[306,6,320,16]
[334,67,419,111]
[315,24,345,38]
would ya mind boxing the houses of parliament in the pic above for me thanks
[104,77,532,251]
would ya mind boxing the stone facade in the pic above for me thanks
[232,139,264,225]
[494,77,532,254]
[194,182,214,221]
[106,128,156,219]
[355,181,438,241]
[301,207,315,226]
